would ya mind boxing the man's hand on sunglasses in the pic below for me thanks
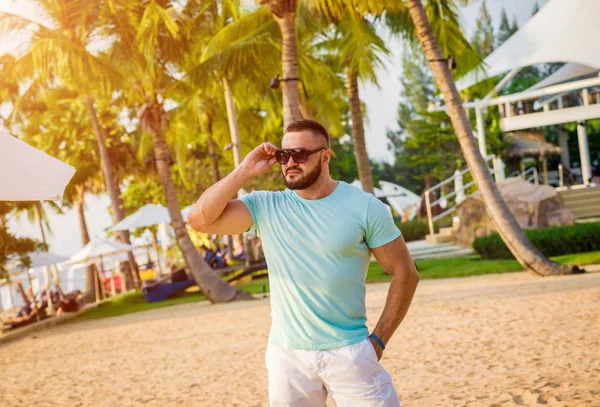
[240,142,279,178]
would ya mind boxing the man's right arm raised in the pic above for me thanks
[186,142,278,235]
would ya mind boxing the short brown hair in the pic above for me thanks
[284,119,330,148]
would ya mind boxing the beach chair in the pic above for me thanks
[141,279,195,303]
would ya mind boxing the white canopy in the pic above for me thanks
[20,251,67,268]
[0,129,75,201]
[109,204,171,232]
[68,238,133,265]
[456,0,600,91]
[528,63,599,91]
[378,181,421,217]
[350,180,386,198]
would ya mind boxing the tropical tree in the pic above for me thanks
[471,0,494,58]
[404,0,577,276]
[101,0,251,302]
[319,11,389,194]
[0,1,141,288]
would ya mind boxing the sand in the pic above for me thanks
[1,270,599,407]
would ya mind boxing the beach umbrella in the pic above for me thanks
[67,238,134,265]
[0,129,76,201]
[4,250,68,315]
[67,238,134,303]
[379,181,422,219]
[108,204,183,274]
[108,204,170,232]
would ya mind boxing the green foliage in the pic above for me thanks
[367,250,600,282]
[72,275,269,322]
[0,225,45,278]
[471,0,494,58]
[473,223,600,260]
[395,217,453,243]
[386,47,462,194]
[496,8,517,47]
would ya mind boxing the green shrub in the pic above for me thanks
[396,217,453,242]
[473,222,600,259]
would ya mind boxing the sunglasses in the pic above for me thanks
[275,147,326,164]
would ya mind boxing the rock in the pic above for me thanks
[455,178,575,246]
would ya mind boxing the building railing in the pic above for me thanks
[424,156,540,236]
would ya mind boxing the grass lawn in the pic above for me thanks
[73,278,271,322]
[367,251,600,282]
[73,251,600,322]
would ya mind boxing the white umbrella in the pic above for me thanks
[110,203,195,231]
[0,129,76,201]
[67,238,134,302]
[108,204,171,232]
[67,238,133,265]
[378,181,422,219]
[4,250,68,315]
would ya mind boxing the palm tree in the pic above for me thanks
[0,1,140,288]
[260,0,303,126]
[404,0,576,276]
[103,0,251,302]
[17,86,108,300]
[323,12,389,194]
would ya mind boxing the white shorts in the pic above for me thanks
[265,338,400,407]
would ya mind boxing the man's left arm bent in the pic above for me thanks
[369,235,420,360]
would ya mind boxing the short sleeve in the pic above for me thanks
[239,191,261,232]
[365,197,401,249]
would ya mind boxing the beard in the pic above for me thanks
[282,163,322,190]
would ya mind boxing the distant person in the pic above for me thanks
[188,119,419,406]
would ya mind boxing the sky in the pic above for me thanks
[2,0,549,256]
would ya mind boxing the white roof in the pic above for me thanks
[456,0,600,91]
[528,63,599,91]
[0,129,75,201]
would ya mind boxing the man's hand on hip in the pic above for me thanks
[369,336,383,361]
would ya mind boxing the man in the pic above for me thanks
[188,119,419,406]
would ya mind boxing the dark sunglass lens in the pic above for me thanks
[293,150,309,163]
[275,150,289,164]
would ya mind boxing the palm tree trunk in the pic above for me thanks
[144,103,251,302]
[405,0,576,276]
[345,65,374,195]
[222,78,242,168]
[85,96,140,289]
[206,111,221,183]
[273,11,302,127]
[35,202,47,246]
[74,185,99,302]
[222,78,255,264]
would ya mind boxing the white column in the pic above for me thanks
[44,266,56,316]
[577,121,592,185]
[493,157,506,182]
[454,170,465,204]
[475,105,487,156]
[558,127,570,168]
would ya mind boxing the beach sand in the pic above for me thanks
[1,270,599,407]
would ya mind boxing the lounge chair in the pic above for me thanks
[141,279,195,303]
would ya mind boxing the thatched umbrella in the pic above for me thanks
[505,131,562,184]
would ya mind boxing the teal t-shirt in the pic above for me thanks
[240,181,401,350]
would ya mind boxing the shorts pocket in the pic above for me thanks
[363,338,379,362]
[373,370,399,406]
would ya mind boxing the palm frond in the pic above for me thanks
[386,0,482,78]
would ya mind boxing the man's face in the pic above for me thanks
[280,131,327,190]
